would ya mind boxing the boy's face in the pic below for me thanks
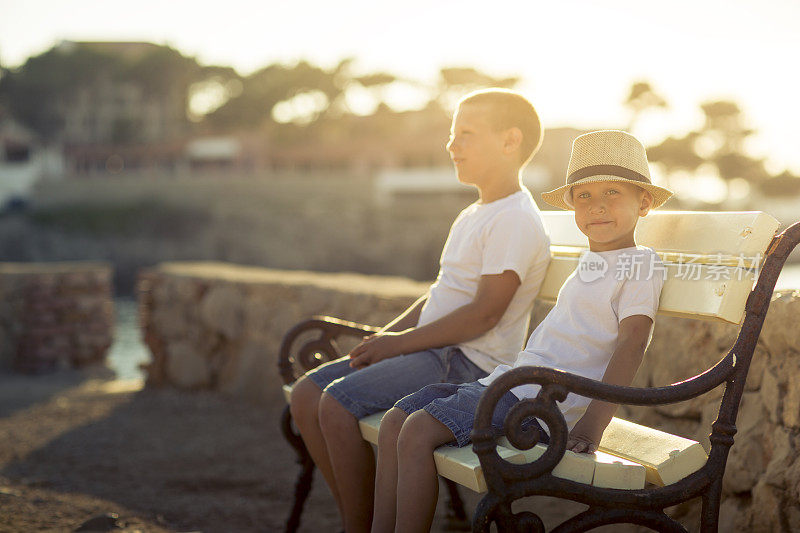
[446,103,509,186]
[571,181,653,252]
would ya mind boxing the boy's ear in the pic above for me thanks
[503,127,523,155]
[639,190,654,216]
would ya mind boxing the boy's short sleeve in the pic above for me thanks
[480,209,546,282]
[617,253,666,322]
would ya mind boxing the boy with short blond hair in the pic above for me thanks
[289,88,551,533]
[375,130,673,533]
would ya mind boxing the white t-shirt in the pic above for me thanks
[417,189,550,373]
[479,245,665,431]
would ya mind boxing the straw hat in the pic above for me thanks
[541,130,673,210]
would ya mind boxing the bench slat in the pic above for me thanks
[283,383,292,403]
[598,417,708,486]
[542,210,779,257]
[591,450,648,489]
[538,255,757,324]
[358,410,510,493]
[496,437,646,489]
[432,442,523,493]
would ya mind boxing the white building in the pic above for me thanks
[0,117,63,209]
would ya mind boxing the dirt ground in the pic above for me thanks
[0,367,657,533]
[0,366,341,533]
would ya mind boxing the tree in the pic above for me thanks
[699,101,769,186]
[0,45,120,139]
[759,170,800,197]
[647,132,703,174]
[351,72,397,110]
[0,43,213,141]
[648,99,772,200]
[436,67,519,111]
[623,81,668,131]
[204,58,353,130]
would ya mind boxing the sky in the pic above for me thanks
[2,0,799,172]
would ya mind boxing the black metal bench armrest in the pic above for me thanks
[278,315,380,385]
[471,352,735,486]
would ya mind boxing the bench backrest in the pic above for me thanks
[539,210,780,324]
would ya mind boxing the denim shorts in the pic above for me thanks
[306,346,487,420]
[395,380,548,448]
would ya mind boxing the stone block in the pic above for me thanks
[165,340,209,389]
[723,392,770,493]
[745,343,768,391]
[0,262,113,374]
[760,291,800,359]
[761,364,782,424]
[200,284,243,339]
[151,304,188,340]
[746,480,787,532]
[717,496,748,533]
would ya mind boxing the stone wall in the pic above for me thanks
[0,262,113,373]
[138,262,428,402]
[138,262,800,531]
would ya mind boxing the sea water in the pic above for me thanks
[106,298,151,380]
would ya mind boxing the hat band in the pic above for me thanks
[567,164,651,185]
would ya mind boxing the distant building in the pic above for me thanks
[53,41,187,176]
[63,140,186,176]
[56,40,186,145]
[0,115,62,208]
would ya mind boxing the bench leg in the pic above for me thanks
[442,478,470,531]
[280,405,316,533]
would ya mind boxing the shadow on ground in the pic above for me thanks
[0,367,96,418]
[0,376,341,532]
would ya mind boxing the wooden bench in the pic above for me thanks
[277,210,799,532]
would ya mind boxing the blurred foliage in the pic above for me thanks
[647,133,704,173]
[0,43,221,141]
[760,170,800,197]
[204,58,352,130]
[632,83,782,196]
[624,81,668,130]
[0,44,520,150]
[436,67,518,109]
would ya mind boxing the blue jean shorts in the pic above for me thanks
[305,346,488,420]
[395,380,548,448]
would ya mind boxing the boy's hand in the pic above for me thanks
[348,332,407,369]
[566,421,601,454]
[566,432,598,454]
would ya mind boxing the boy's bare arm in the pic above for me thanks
[348,270,520,368]
[380,295,427,333]
[352,295,427,349]
[566,314,654,453]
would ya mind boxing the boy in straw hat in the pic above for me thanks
[373,130,674,532]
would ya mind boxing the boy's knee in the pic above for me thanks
[318,392,354,434]
[378,407,408,447]
[397,411,444,456]
[289,376,322,422]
